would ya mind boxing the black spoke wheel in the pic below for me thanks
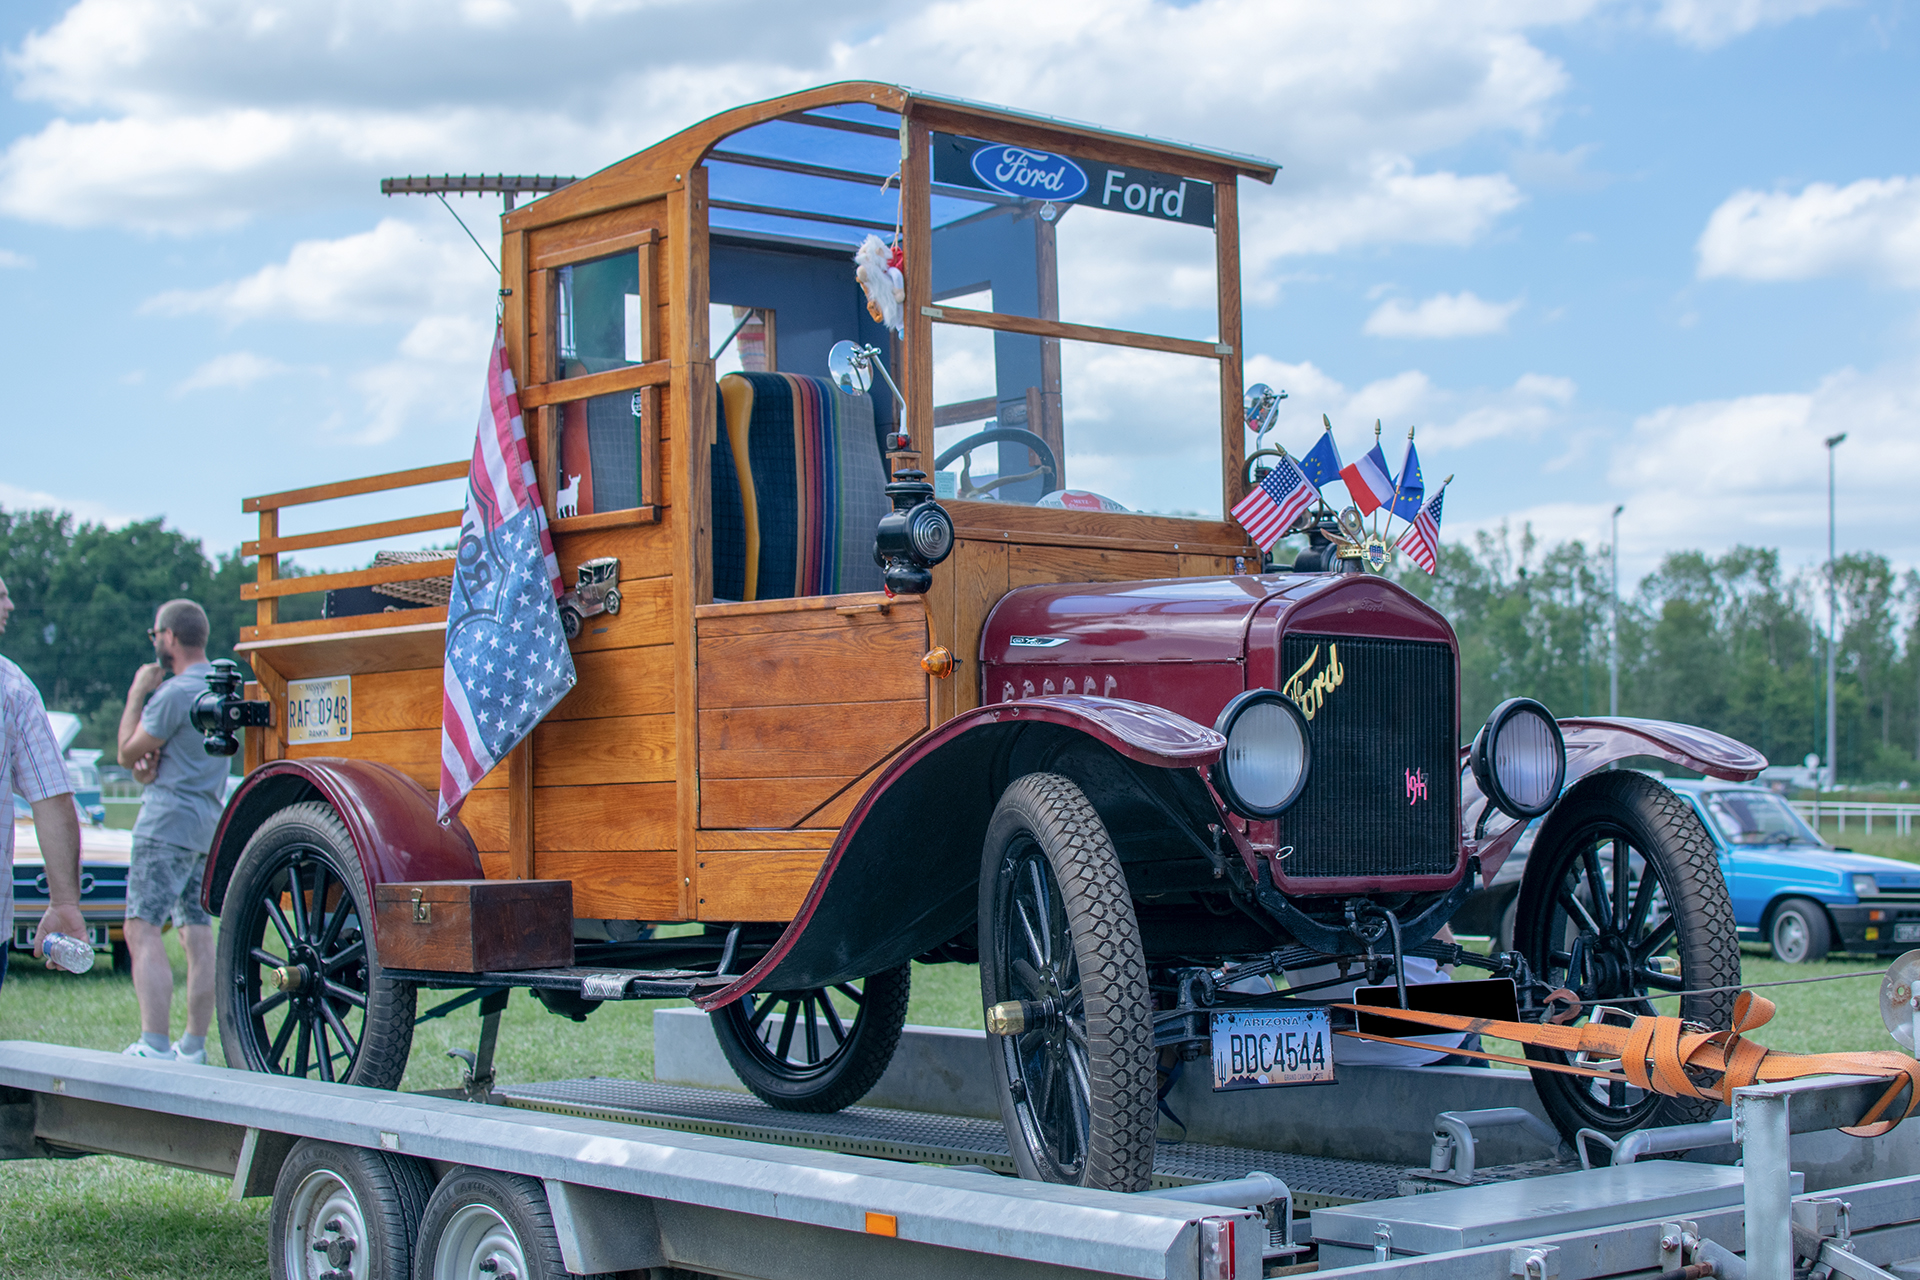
[1515,771,1738,1148]
[216,801,415,1089]
[979,773,1154,1191]
[711,964,910,1112]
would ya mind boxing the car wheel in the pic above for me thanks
[710,964,911,1112]
[1768,898,1832,964]
[1515,771,1739,1150]
[268,1137,431,1280]
[602,586,622,615]
[415,1168,613,1280]
[215,801,415,1089]
[979,772,1155,1191]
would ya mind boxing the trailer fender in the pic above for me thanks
[1467,715,1766,883]
[695,695,1224,1009]
[201,759,483,930]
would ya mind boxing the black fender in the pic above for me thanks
[200,759,484,942]
[694,695,1224,1008]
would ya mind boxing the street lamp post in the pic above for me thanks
[1610,504,1624,717]
[1825,432,1847,790]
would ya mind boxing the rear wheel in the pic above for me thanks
[711,965,911,1112]
[269,1137,432,1280]
[1516,771,1738,1148]
[1768,897,1832,964]
[415,1168,612,1280]
[979,773,1155,1191]
[216,802,415,1089]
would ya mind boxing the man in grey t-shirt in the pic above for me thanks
[117,598,229,1063]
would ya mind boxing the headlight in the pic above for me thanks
[1853,874,1879,898]
[1211,690,1311,819]
[1471,697,1566,820]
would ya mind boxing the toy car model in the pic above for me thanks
[557,555,623,639]
[200,83,1761,1190]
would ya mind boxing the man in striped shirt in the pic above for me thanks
[0,576,85,990]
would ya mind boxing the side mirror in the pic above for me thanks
[1244,383,1285,437]
[828,340,872,395]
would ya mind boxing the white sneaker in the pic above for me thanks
[171,1041,207,1065]
[122,1040,176,1060]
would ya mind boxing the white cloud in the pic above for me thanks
[1697,176,1920,287]
[1243,355,1578,454]
[1652,0,1851,49]
[175,351,298,393]
[0,481,142,528]
[1364,290,1523,338]
[0,249,32,268]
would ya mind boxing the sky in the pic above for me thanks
[0,0,1915,587]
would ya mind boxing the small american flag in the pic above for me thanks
[1230,454,1318,551]
[437,327,577,821]
[1400,487,1446,574]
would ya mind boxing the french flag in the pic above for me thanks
[1341,443,1397,516]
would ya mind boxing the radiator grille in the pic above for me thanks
[1274,633,1457,879]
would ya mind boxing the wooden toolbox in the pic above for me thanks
[373,880,574,973]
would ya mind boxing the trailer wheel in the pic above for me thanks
[711,964,911,1112]
[270,1137,432,1280]
[216,801,416,1089]
[416,1168,613,1280]
[1515,771,1739,1149]
[978,773,1155,1191]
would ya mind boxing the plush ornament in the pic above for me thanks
[853,234,906,337]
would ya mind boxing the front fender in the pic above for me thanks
[1465,716,1766,883]
[201,759,483,939]
[695,695,1223,1009]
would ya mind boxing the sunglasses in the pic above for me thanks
[147,626,169,640]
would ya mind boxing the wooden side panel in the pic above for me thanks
[285,729,500,794]
[951,540,1008,718]
[695,848,829,922]
[345,667,441,733]
[550,646,674,721]
[1006,544,1180,590]
[696,615,928,709]
[460,789,507,853]
[530,715,674,786]
[700,700,925,778]
[533,782,676,851]
[526,199,667,271]
[538,849,681,919]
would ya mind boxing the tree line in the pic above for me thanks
[3,506,1916,782]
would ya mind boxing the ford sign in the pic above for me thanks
[968,145,1090,202]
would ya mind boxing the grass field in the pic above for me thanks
[0,933,1903,1278]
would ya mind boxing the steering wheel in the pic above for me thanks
[1245,448,1288,483]
[934,427,1060,500]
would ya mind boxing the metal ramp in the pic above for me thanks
[499,1077,1429,1209]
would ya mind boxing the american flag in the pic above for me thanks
[1230,454,1318,551]
[437,328,577,821]
[1400,486,1446,574]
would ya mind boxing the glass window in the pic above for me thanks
[556,391,646,516]
[711,304,774,374]
[554,250,644,378]
[1702,791,1827,848]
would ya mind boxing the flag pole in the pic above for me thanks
[1380,424,1414,543]
[1392,474,1452,551]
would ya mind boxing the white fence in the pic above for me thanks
[1789,800,1918,837]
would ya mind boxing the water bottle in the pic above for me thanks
[39,932,96,974]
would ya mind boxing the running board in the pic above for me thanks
[384,965,726,1000]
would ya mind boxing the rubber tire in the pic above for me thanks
[216,801,416,1090]
[1516,770,1739,1145]
[415,1167,613,1280]
[978,772,1155,1192]
[710,964,911,1112]
[269,1137,432,1280]
[1768,897,1833,964]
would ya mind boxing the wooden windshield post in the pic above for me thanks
[1215,177,1244,516]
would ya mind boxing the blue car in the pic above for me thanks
[1459,775,1920,964]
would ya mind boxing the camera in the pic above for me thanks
[191,658,273,757]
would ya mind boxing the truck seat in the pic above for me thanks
[711,372,887,601]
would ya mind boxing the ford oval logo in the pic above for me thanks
[970,145,1089,202]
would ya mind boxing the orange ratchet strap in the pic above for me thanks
[1334,991,1920,1137]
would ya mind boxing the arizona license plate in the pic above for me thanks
[1211,1007,1335,1091]
[285,676,352,745]
[1895,924,1920,943]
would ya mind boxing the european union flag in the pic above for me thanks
[1299,419,1343,489]
[1389,436,1425,520]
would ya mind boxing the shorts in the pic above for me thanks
[127,837,212,928]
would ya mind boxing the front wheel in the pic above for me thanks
[215,801,415,1089]
[1768,898,1832,964]
[979,773,1155,1191]
[711,965,911,1112]
[1516,771,1738,1147]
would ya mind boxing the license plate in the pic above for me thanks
[1896,924,1920,943]
[286,676,352,745]
[1211,1007,1335,1091]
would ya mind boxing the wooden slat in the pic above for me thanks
[692,829,836,851]
[699,699,925,779]
[241,557,453,601]
[640,237,660,364]
[639,383,661,508]
[554,521,674,585]
[564,576,672,654]
[242,607,444,644]
[925,304,1224,362]
[951,540,1008,717]
[517,359,670,409]
[502,228,527,394]
[530,714,674,786]
[699,775,855,831]
[946,504,1250,556]
[236,620,446,681]
[693,590,904,624]
[460,789,507,853]
[1180,552,1240,578]
[537,850,681,920]
[244,461,468,513]
[695,848,824,921]
[331,667,440,734]
[934,396,997,428]
[697,620,928,710]
[533,782,676,852]
[285,729,503,792]
[1007,544,1179,589]
[1215,176,1245,519]
[529,224,657,271]
[243,509,463,557]
[508,738,534,879]
[904,114,935,461]
[253,656,288,766]
[924,544,959,727]
[255,509,279,627]
[550,646,674,721]
[478,849,512,881]
[549,506,659,536]
[671,167,708,922]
